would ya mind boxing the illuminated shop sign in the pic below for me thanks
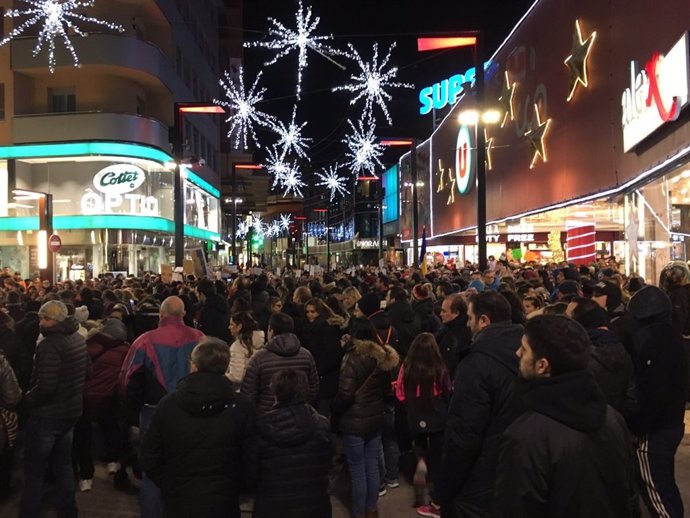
[418,61,491,115]
[81,164,159,216]
[354,239,379,249]
[621,32,690,152]
[455,125,473,194]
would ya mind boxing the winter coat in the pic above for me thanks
[132,301,160,339]
[412,298,441,335]
[368,310,400,352]
[386,300,423,358]
[332,339,400,436]
[226,330,265,385]
[440,322,524,516]
[197,294,232,343]
[120,316,205,411]
[586,328,635,417]
[83,331,130,417]
[15,312,39,390]
[0,325,21,378]
[5,304,25,324]
[666,283,690,336]
[495,372,639,518]
[240,333,319,414]
[436,315,473,379]
[253,403,332,518]
[300,315,344,400]
[0,353,21,409]
[25,317,90,420]
[139,372,256,518]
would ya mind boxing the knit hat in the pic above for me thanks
[74,305,89,323]
[357,292,382,317]
[98,318,128,342]
[592,281,622,310]
[38,300,68,322]
[411,284,430,301]
[573,305,608,330]
[557,280,581,297]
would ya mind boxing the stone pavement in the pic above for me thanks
[1,411,688,517]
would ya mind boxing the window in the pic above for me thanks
[0,83,4,120]
[382,165,399,223]
[48,87,76,113]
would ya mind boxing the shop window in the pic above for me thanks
[0,83,4,121]
[49,87,76,113]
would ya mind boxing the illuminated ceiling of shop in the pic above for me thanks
[511,200,624,232]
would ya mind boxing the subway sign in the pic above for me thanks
[419,61,492,115]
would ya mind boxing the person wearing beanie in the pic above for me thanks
[20,300,90,517]
[554,280,581,302]
[356,292,382,319]
[566,298,634,418]
[591,280,626,321]
[411,284,441,335]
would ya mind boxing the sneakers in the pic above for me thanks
[385,479,400,488]
[416,503,441,518]
[106,462,121,475]
[378,484,387,497]
[79,479,93,492]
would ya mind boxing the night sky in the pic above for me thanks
[242,0,536,171]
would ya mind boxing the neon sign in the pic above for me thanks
[455,125,473,194]
[419,61,492,115]
[81,164,158,217]
[621,33,689,152]
[93,164,146,194]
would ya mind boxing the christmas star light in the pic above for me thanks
[281,164,305,198]
[266,221,281,238]
[0,0,124,73]
[236,220,249,239]
[244,0,341,98]
[270,104,312,160]
[564,19,596,102]
[252,215,266,236]
[498,71,517,127]
[333,42,413,125]
[263,145,291,188]
[215,67,276,150]
[315,164,349,202]
[279,213,293,231]
[342,116,384,177]
[525,105,552,169]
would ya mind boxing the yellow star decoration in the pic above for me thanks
[498,71,516,127]
[525,105,551,169]
[436,159,445,193]
[564,19,596,102]
[485,129,494,171]
[447,169,456,205]
[436,159,456,204]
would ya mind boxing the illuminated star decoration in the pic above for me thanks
[498,71,517,127]
[281,164,305,198]
[266,221,281,238]
[236,220,249,239]
[436,160,446,193]
[525,105,552,169]
[315,164,349,202]
[244,0,341,99]
[252,215,266,237]
[447,168,456,205]
[342,117,385,177]
[215,67,276,151]
[263,145,291,188]
[0,0,124,73]
[270,104,312,160]
[564,19,596,102]
[333,42,414,125]
[485,129,495,171]
[279,213,293,231]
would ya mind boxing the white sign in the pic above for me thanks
[354,239,380,249]
[81,164,158,216]
[93,164,146,194]
[621,33,690,152]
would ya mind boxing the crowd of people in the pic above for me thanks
[0,257,688,518]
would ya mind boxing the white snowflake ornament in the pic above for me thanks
[342,116,384,177]
[315,164,349,202]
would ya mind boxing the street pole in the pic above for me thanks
[326,210,331,272]
[411,141,419,267]
[173,103,184,268]
[475,33,488,272]
[38,193,53,284]
[378,184,384,265]
[231,164,237,265]
[305,219,309,266]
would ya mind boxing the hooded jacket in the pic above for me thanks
[139,372,256,518]
[240,333,319,414]
[437,314,473,379]
[332,339,400,436]
[253,403,332,518]
[386,300,423,358]
[440,322,524,515]
[83,327,130,416]
[495,371,639,518]
[197,293,232,343]
[226,330,265,385]
[299,315,345,400]
[25,317,90,420]
[412,297,441,335]
[586,328,635,417]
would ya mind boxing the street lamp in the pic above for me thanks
[314,208,329,271]
[230,163,262,265]
[418,32,489,271]
[171,102,225,268]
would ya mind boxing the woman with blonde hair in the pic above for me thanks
[342,287,362,319]
[226,312,264,387]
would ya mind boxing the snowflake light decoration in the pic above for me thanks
[333,43,413,125]
[282,164,305,198]
[236,220,249,239]
[215,67,276,150]
[316,164,349,202]
[262,145,292,188]
[279,213,293,231]
[244,0,341,98]
[251,215,266,236]
[342,116,384,177]
[270,104,312,160]
[266,221,282,238]
[0,0,124,73]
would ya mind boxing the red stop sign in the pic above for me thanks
[49,234,62,253]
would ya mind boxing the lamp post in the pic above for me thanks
[171,102,225,268]
[230,163,261,265]
[418,33,488,271]
[314,208,329,271]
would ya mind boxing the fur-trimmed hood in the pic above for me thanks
[326,314,346,328]
[351,339,399,372]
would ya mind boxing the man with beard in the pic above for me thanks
[494,315,638,517]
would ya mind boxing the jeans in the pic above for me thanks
[19,416,78,518]
[379,402,400,483]
[73,410,122,479]
[342,432,382,517]
[139,404,163,518]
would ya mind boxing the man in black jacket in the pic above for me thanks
[440,291,522,518]
[495,315,639,517]
[385,286,422,359]
[140,337,255,518]
[19,300,90,518]
[196,279,232,343]
[437,294,472,379]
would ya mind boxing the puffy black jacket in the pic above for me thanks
[25,317,90,420]
[240,333,319,414]
[436,315,472,379]
[15,312,40,390]
[300,316,344,400]
[332,339,399,436]
[253,403,332,518]
[139,372,256,518]
[0,325,21,378]
[413,298,441,335]
[586,328,635,417]
[197,294,232,343]
[440,322,523,516]
[495,372,639,518]
[368,310,400,352]
[386,300,422,358]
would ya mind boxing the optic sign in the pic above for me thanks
[418,61,492,115]
[81,164,159,216]
[621,32,690,152]
[455,125,474,194]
